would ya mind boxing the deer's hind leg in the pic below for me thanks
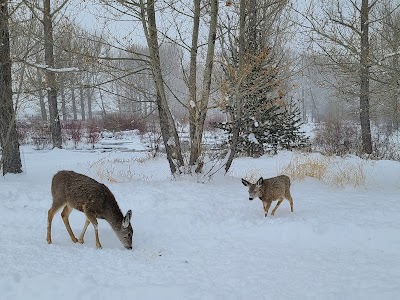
[271,197,284,216]
[285,190,294,213]
[47,202,66,244]
[61,205,78,243]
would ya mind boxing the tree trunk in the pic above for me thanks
[60,86,67,121]
[0,0,22,175]
[36,57,47,121]
[391,39,399,130]
[140,0,184,174]
[188,0,200,165]
[43,0,62,148]
[225,0,246,172]
[71,87,77,120]
[87,88,93,120]
[359,0,372,154]
[189,0,219,171]
[79,85,85,121]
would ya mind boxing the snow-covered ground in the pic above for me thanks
[1,134,399,299]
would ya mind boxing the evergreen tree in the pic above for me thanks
[217,97,309,157]
[217,0,308,158]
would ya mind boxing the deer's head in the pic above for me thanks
[115,210,133,249]
[241,177,263,200]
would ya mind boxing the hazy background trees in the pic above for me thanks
[297,0,400,156]
[2,0,400,176]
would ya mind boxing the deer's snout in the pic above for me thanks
[125,246,132,250]
[249,197,254,201]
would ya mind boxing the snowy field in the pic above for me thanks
[1,134,400,299]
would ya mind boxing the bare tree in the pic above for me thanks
[42,0,64,147]
[186,0,219,171]
[24,0,72,148]
[359,0,373,154]
[139,0,184,173]
[0,0,22,175]
[373,1,400,130]
[97,0,222,174]
[224,0,247,172]
[297,0,380,154]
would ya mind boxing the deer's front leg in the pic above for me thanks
[85,212,102,249]
[78,219,90,244]
[263,201,272,217]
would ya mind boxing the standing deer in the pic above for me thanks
[242,175,293,217]
[47,170,133,249]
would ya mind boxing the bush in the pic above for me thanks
[65,121,83,149]
[313,120,360,156]
[86,121,101,149]
[30,120,52,150]
[102,113,147,133]
[16,120,31,145]
[313,120,400,160]
[371,124,400,161]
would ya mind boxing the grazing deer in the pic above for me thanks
[242,175,293,217]
[47,170,133,249]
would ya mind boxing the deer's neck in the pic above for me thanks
[105,208,124,231]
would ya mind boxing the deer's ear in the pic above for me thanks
[241,179,250,186]
[122,210,132,228]
[256,177,263,186]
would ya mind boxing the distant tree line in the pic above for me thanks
[1,0,400,175]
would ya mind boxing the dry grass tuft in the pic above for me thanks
[86,154,154,183]
[280,155,329,181]
[328,162,366,188]
[279,154,367,188]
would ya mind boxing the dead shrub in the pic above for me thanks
[65,121,83,149]
[103,113,147,133]
[280,155,329,181]
[313,119,360,156]
[86,121,101,149]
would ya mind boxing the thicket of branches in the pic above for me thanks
[1,0,400,176]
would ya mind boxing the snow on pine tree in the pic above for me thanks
[217,93,309,157]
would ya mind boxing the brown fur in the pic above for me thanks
[242,175,293,217]
[47,170,133,249]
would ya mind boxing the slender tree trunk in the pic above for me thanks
[140,0,184,174]
[79,85,85,121]
[225,0,246,172]
[359,0,372,154]
[87,89,93,120]
[189,0,219,171]
[98,88,107,121]
[0,0,22,175]
[60,86,66,121]
[36,56,47,121]
[392,43,399,130]
[188,0,200,165]
[71,87,77,120]
[43,0,62,148]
